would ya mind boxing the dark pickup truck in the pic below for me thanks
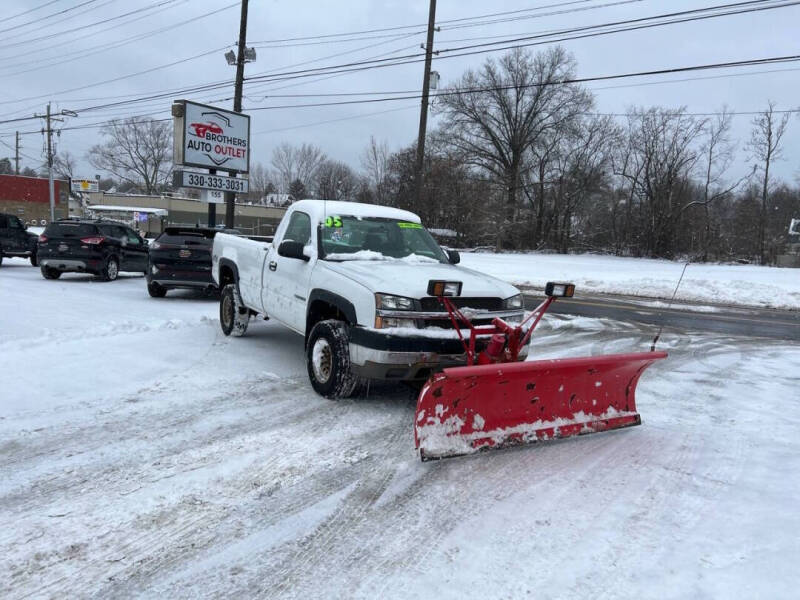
[0,213,38,267]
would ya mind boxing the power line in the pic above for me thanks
[0,1,191,74]
[0,0,103,36]
[441,0,643,31]
[0,3,239,108]
[246,0,602,44]
[1,0,63,23]
[243,54,800,111]
[2,0,785,114]
[254,104,419,135]
[1,0,795,125]
[0,0,184,50]
[238,0,799,87]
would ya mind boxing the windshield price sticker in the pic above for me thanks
[324,216,343,228]
[398,222,422,229]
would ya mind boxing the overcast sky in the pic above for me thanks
[1,0,799,184]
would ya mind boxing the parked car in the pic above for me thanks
[146,227,218,297]
[37,219,148,280]
[0,212,39,267]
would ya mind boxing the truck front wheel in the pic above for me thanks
[306,320,358,399]
[220,283,250,337]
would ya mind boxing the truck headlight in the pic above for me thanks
[375,293,415,310]
[503,294,523,309]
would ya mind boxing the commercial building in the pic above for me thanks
[0,174,70,224]
[84,191,286,235]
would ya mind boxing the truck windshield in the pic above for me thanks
[319,216,448,262]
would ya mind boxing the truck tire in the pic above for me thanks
[41,265,61,279]
[306,319,358,399]
[99,256,119,281]
[220,283,250,337]
[30,251,38,267]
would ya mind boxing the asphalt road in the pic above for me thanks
[522,290,800,342]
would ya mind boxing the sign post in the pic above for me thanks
[172,100,250,228]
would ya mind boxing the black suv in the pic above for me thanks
[146,227,217,297]
[0,213,38,267]
[38,219,148,281]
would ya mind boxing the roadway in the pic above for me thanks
[522,289,800,342]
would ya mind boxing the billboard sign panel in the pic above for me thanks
[173,100,250,174]
[70,178,99,193]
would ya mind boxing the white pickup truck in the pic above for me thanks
[211,200,525,398]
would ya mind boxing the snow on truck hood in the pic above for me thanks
[320,258,520,300]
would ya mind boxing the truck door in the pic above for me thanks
[264,210,314,333]
[3,214,27,253]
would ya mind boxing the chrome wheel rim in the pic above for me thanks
[221,294,232,328]
[108,260,118,280]
[312,338,333,384]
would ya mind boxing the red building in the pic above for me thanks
[0,174,69,224]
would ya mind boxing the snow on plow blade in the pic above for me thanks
[415,351,667,461]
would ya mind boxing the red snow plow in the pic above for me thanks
[414,282,667,460]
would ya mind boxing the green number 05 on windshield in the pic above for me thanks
[324,216,343,228]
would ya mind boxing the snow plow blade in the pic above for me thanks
[414,351,667,461]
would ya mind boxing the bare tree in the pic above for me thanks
[549,115,619,253]
[246,162,273,203]
[438,46,593,249]
[360,136,390,204]
[315,159,357,201]
[621,107,707,257]
[87,117,172,194]
[270,142,326,193]
[746,101,790,264]
[683,108,750,261]
[53,150,77,180]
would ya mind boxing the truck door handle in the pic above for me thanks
[269,261,277,271]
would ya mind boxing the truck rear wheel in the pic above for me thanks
[220,283,250,337]
[306,320,358,399]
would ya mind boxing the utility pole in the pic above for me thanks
[414,0,437,208]
[225,0,249,229]
[14,131,20,175]
[45,102,56,223]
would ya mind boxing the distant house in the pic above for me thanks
[263,193,294,207]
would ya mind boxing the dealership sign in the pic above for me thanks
[70,178,99,193]
[172,100,250,174]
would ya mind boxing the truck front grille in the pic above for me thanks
[419,297,503,312]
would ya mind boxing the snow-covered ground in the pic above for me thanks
[2,258,799,598]
[460,252,800,310]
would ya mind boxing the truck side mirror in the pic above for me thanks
[447,249,460,265]
[278,240,310,262]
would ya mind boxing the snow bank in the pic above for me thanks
[461,252,800,309]
[324,250,439,263]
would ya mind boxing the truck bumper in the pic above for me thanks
[39,258,93,272]
[348,327,528,380]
